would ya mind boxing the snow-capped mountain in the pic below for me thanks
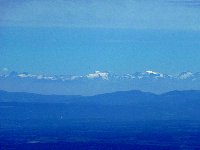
[86,71,109,80]
[177,72,194,80]
[0,70,200,95]
[0,70,181,81]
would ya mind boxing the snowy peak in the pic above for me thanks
[145,70,159,75]
[18,73,36,78]
[145,70,165,78]
[17,73,57,80]
[178,72,193,80]
[86,71,109,80]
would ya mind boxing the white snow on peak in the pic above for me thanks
[18,73,57,80]
[145,70,166,79]
[179,72,193,79]
[146,71,159,75]
[36,75,57,80]
[122,74,135,79]
[70,76,82,80]
[86,71,109,80]
[17,74,28,78]
[18,73,36,78]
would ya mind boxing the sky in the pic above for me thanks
[1,0,200,75]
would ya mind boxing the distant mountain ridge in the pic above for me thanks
[1,89,200,104]
[1,90,200,121]
[0,90,81,103]
[0,70,200,95]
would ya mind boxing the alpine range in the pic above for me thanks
[0,70,200,95]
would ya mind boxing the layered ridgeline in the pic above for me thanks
[0,70,200,95]
[0,90,200,121]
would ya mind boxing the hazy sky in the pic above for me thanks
[1,0,200,75]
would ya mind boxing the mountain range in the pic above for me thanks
[1,90,200,121]
[0,70,200,95]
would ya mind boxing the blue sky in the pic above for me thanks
[1,0,200,75]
